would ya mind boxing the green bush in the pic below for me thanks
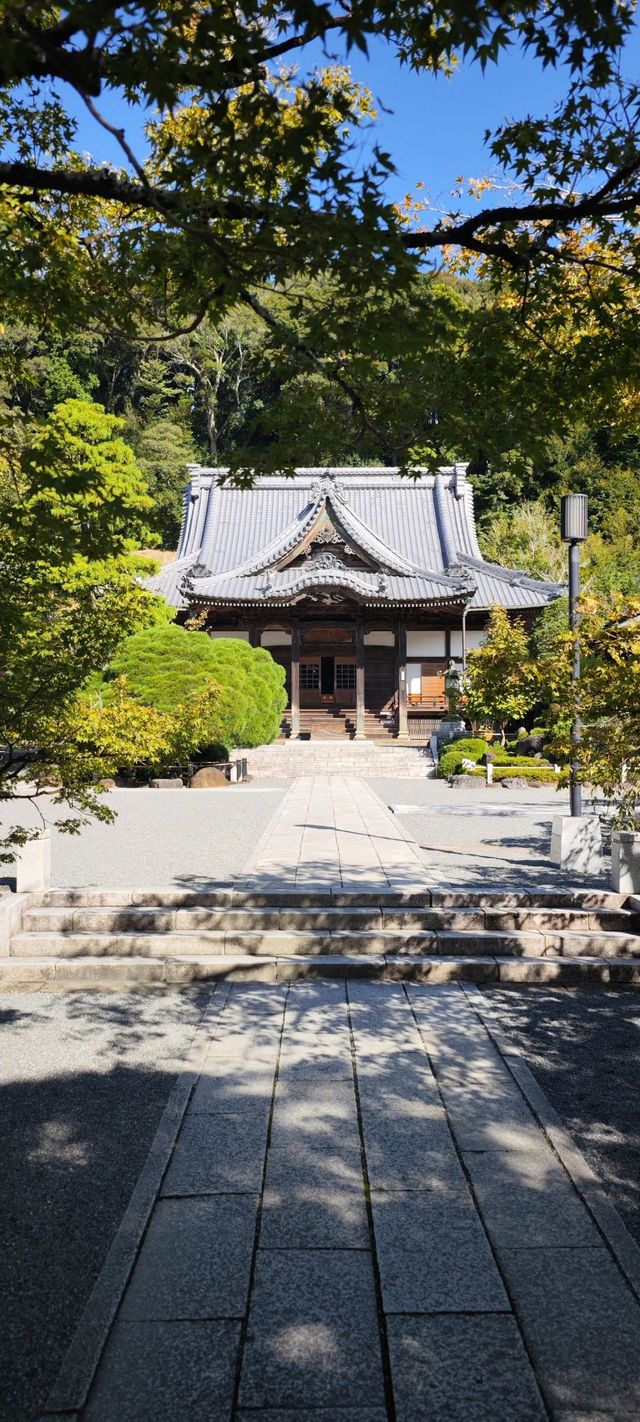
[484,766,558,783]
[439,737,555,780]
[499,755,553,768]
[447,737,493,758]
[437,738,491,777]
[104,625,286,753]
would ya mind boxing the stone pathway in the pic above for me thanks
[41,981,640,1421]
[243,776,427,892]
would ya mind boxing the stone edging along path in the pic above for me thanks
[37,980,640,1422]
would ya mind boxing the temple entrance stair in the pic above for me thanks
[5,887,640,988]
[279,706,398,741]
[243,740,434,778]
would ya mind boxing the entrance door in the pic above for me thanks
[320,655,335,699]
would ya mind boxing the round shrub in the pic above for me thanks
[105,625,286,753]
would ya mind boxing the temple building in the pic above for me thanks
[149,464,563,741]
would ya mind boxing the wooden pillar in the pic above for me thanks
[248,624,259,648]
[397,621,409,743]
[290,621,301,739]
[355,619,365,739]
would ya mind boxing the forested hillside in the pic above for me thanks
[2,272,638,594]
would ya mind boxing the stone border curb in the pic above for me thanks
[38,985,232,1419]
[462,983,640,1304]
[236,778,303,888]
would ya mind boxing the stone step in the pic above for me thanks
[20,904,640,934]
[4,953,640,989]
[9,929,487,957]
[20,906,487,933]
[13,926,640,959]
[27,886,628,910]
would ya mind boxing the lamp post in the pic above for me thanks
[560,494,589,817]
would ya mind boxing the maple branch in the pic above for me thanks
[1,155,640,275]
[0,161,263,221]
[403,160,640,259]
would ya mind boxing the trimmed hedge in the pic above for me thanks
[439,734,556,781]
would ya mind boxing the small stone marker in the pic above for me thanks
[150,777,185,789]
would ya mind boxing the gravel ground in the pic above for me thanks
[1,784,287,888]
[367,776,608,891]
[0,988,213,1422]
[485,987,640,1246]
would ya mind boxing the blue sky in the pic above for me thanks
[65,28,640,205]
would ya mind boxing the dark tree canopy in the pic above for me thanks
[1,1,639,345]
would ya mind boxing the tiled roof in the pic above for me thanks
[147,465,564,613]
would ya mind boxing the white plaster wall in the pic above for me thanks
[364,631,395,647]
[208,630,250,641]
[450,628,486,656]
[261,629,292,647]
[407,663,422,696]
[407,630,446,657]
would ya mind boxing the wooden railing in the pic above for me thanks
[408,695,448,711]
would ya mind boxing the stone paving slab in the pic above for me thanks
[269,1078,359,1149]
[386,1315,547,1422]
[464,1146,595,1249]
[83,1318,241,1422]
[238,1249,386,1411]
[189,1058,275,1116]
[499,1246,640,1416]
[119,1195,258,1320]
[370,1188,508,1313]
[260,1182,370,1249]
[161,1112,270,1196]
[264,1141,365,1195]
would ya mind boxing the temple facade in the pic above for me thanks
[149,464,563,741]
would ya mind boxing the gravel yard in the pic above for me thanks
[485,987,640,1247]
[1,784,287,888]
[367,776,607,891]
[0,988,212,1422]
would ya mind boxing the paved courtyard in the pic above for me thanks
[1,773,607,894]
[0,785,287,889]
[370,777,608,891]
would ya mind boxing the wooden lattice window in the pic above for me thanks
[300,662,320,690]
[336,662,356,690]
